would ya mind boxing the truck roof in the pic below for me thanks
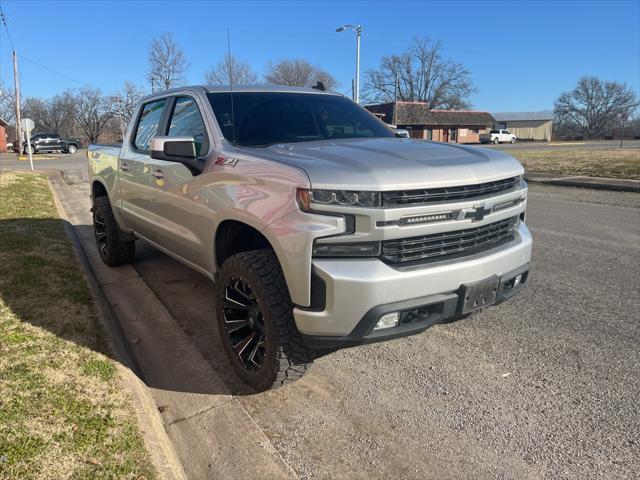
[142,85,342,99]
[207,84,342,95]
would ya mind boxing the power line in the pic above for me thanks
[0,1,90,89]
[0,1,14,51]
[18,54,91,88]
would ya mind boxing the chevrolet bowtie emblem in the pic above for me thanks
[462,205,491,222]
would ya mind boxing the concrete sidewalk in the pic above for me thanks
[524,172,640,192]
[48,170,297,480]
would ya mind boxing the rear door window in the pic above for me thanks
[166,96,208,156]
[134,99,167,151]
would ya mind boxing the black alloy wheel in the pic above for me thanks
[222,275,267,371]
[215,249,313,391]
[93,207,109,258]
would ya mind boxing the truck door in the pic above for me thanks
[49,134,63,150]
[118,98,167,239]
[146,95,209,266]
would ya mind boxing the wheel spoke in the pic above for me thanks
[248,337,265,366]
[225,319,248,334]
[232,331,256,357]
[224,291,248,309]
[95,232,107,241]
[233,278,256,301]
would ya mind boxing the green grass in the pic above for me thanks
[510,148,640,179]
[0,173,155,480]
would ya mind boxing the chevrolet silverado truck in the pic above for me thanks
[88,86,531,391]
[24,133,80,154]
[480,129,517,144]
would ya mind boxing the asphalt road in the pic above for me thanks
[0,150,88,172]
[131,184,639,479]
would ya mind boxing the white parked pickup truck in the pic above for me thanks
[88,85,531,391]
[481,129,517,144]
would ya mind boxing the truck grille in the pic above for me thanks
[382,177,519,206]
[381,216,518,265]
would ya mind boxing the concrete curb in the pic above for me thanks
[47,174,188,480]
[525,173,640,192]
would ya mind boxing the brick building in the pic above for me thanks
[0,118,8,153]
[366,102,495,144]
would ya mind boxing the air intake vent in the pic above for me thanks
[383,177,519,206]
[382,216,518,265]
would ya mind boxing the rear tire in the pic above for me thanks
[92,196,135,266]
[67,145,77,154]
[493,137,499,144]
[215,249,313,392]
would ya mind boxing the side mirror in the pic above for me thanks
[150,136,197,161]
[394,129,410,138]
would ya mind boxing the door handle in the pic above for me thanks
[152,169,164,179]
[120,162,129,171]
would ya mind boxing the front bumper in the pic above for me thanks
[294,222,532,346]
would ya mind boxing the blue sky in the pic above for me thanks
[0,0,638,112]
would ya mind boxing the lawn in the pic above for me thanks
[510,148,640,179]
[0,173,154,479]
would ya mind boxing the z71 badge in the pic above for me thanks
[214,156,240,167]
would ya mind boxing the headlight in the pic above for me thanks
[312,242,381,257]
[297,188,381,211]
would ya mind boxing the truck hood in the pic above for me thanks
[245,138,524,190]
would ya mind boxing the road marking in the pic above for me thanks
[18,155,56,160]
[547,142,586,146]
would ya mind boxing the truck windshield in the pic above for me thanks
[207,92,394,147]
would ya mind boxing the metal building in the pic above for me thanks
[491,111,554,142]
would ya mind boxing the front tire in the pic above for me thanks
[92,196,135,266]
[216,249,313,391]
[67,145,77,154]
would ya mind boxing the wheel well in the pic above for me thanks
[215,220,272,268]
[92,181,108,200]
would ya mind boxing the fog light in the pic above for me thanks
[513,274,522,288]
[374,312,399,330]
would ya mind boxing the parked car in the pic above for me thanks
[89,86,532,391]
[481,129,517,144]
[23,133,80,154]
[389,125,411,138]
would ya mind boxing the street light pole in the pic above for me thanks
[336,24,362,104]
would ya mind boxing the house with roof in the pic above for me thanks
[491,111,554,142]
[365,101,496,144]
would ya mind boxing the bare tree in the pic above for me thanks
[147,32,190,91]
[113,81,145,124]
[21,97,55,132]
[204,54,257,86]
[554,76,639,137]
[0,81,15,124]
[264,59,337,90]
[69,87,114,143]
[364,36,476,109]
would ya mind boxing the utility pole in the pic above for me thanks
[13,50,22,154]
[393,72,399,126]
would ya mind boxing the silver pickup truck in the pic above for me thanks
[88,85,531,391]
